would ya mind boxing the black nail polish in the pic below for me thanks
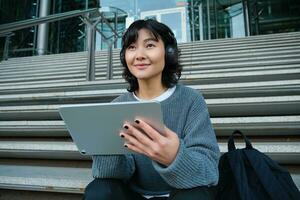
[120,134,124,138]
[124,144,128,148]
[135,120,140,124]
[124,125,129,129]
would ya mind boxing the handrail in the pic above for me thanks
[0,7,119,82]
[0,8,99,35]
[0,32,15,37]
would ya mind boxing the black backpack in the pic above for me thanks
[215,130,300,200]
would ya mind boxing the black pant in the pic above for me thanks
[83,178,215,200]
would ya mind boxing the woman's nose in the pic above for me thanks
[135,48,146,61]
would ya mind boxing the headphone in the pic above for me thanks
[165,31,178,67]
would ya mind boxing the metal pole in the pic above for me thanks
[214,0,218,39]
[206,0,211,40]
[191,0,195,41]
[3,35,11,60]
[106,42,113,79]
[33,0,40,55]
[37,0,51,55]
[87,25,96,81]
[84,0,89,50]
[199,3,203,41]
[56,0,62,54]
[114,12,118,48]
[242,0,250,36]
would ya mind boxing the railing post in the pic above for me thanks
[106,42,113,80]
[206,0,211,40]
[37,0,51,55]
[86,24,96,81]
[242,0,250,36]
[3,34,12,60]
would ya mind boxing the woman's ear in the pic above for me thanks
[120,48,126,66]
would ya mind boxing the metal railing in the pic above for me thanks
[81,7,126,80]
[0,32,15,61]
[0,9,98,34]
[0,8,102,81]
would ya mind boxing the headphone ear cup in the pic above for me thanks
[165,45,178,65]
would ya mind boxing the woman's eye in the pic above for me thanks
[127,45,136,50]
[146,43,155,48]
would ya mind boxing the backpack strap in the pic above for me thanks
[227,130,255,200]
[228,130,253,151]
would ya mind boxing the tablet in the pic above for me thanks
[59,101,164,155]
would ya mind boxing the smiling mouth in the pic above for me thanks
[134,64,150,69]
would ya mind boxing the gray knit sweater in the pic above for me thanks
[92,84,220,195]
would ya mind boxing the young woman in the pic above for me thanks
[83,19,220,200]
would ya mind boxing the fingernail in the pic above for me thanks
[124,125,129,129]
[135,120,140,124]
[124,144,128,148]
[120,134,124,138]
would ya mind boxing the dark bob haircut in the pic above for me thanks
[120,19,182,92]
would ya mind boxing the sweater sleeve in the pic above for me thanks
[152,94,220,188]
[92,155,135,180]
[91,95,136,180]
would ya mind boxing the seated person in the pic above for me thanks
[83,19,220,200]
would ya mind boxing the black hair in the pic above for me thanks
[120,19,182,92]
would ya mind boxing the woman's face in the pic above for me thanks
[125,28,165,84]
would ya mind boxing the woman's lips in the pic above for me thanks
[134,64,150,70]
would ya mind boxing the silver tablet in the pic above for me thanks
[59,101,164,155]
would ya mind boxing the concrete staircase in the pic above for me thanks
[0,31,300,199]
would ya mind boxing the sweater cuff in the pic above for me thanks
[92,155,135,180]
[152,140,216,188]
[152,140,190,188]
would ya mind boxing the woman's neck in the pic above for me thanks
[135,80,167,100]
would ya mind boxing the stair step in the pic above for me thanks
[0,160,298,195]
[0,159,92,194]
[1,80,300,105]
[0,140,299,163]
[0,95,299,120]
[0,116,299,137]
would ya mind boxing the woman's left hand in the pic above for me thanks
[120,119,180,166]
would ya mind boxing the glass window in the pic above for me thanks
[100,0,187,47]
[227,2,245,38]
[248,0,300,35]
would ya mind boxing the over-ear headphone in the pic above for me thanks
[165,31,178,67]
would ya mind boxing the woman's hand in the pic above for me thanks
[120,119,180,166]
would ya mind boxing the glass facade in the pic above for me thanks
[0,0,299,59]
[248,0,300,35]
[0,0,98,59]
[0,0,39,58]
[49,0,98,54]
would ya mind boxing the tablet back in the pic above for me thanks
[59,101,164,155]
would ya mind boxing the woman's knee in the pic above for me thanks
[83,179,125,200]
